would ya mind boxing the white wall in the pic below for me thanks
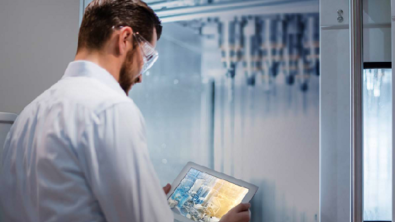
[0,0,80,114]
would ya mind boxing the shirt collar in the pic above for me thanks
[62,60,126,96]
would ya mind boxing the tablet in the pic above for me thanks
[167,162,258,222]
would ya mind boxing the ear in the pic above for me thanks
[117,26,134,55]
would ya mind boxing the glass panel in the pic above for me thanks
[131,23,212,184]
[363,67,392,221]
[82,2,320,221]
[132,13,320,221]
[211,75,319,222]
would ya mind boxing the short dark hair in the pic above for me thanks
[78,0,162,51]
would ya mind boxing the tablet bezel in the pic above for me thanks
[166,162,258,222]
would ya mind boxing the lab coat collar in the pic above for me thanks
[63,60,126,96]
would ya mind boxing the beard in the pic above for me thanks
[119,49,140,94]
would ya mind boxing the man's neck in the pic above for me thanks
[74,49,121,82]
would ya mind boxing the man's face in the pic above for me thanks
[119,28,157,94]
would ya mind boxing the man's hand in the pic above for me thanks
[163,183,171,195]
[219,203,251,222]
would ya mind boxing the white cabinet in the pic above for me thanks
[320,0,349,26]
[320,27,351,222]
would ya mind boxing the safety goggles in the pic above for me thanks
[112,26,159,74]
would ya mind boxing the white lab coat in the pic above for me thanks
[0,61,174,222]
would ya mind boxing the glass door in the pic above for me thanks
[82,1,322,221]
[81,1,322,222]
[361,0,393,221]
[363,63,392,221]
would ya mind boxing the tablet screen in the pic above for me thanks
[168,168,249,222]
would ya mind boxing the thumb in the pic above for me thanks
[232,203,251,213]
[163,183,171,194]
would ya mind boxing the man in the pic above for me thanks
[0,0,251,222]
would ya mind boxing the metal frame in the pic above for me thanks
[80,0,319,23]
[154,0,318,23]
[350,0,364,222]
[363,62,392,69]
[392,1,395,222]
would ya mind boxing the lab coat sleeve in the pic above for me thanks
[78,102,174,222]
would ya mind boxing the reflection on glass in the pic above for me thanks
[363,68,392,221]
[130,23,210,185]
